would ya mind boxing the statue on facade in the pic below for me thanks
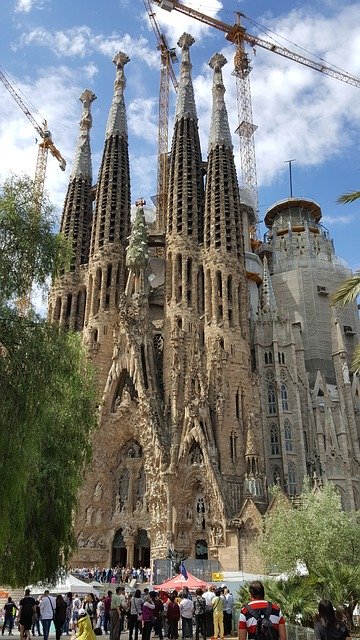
[167,546,188,575]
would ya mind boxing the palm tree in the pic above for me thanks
[332,190,360,372]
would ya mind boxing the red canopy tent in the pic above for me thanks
[156,572,209,591]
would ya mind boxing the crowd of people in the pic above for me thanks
[1,579,353,640]
[70,568,151,586]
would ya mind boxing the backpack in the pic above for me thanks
[246,602,279,640]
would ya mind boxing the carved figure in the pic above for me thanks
[167,547,188,574]
[94,483,103,500]
[85,506,94,525]
[195,496,206,529]
[177,530,190,547]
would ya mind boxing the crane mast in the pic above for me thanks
[143,0,178,233]
[154,0,360,220]
[0,66,66,211]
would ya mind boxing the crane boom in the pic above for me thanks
[144,0,178,232]
[154,0,360,89]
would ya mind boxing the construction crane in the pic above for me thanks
[0,66,66,312]
[0,66,66,210]
[143,0,178,233]
[153,0,360,219]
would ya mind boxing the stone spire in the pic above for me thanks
[175,33,197,122]
[208,53,232,152]
[60,89,96,271]
[105,52,129,140]
[70,89,96,180]
[204,53,243,259]
[259,255,278,318]
[90,51,131,258]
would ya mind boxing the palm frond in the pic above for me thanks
[351,344,360,373]
[337,191,360,205]
[331,272,360,307]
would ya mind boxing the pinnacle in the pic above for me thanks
[79,89,96,105]
[113,51,130,68]
[209,52,227,71]
[177,32,195,50]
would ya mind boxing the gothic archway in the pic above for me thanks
[134,528,150,568]
[112,528,127,567]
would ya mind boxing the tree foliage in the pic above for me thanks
[259,482,360,575]
[0,175,98,586]
[0,174,69,305]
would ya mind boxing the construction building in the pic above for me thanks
[48,36,360,573]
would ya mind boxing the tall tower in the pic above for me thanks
[84,52,131,384]
[203,53,264,506]
[163,33,205,460]
[48,89,96,330]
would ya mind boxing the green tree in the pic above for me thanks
[259,482,360,575]
[333,189,360,372]
[0,175,98,587]
[0,174,69,306]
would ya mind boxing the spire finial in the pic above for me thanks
[259,255,278,318]
[208,52,232,151]
[70,89,96,180]
[175,32,197,121]
[105,51,130,139]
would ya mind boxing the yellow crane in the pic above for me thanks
[143,0,178,233]
[0,65,66,312]
[153,0,360,218]
[0,65,66,210]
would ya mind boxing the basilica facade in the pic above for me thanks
[49,35,360,573]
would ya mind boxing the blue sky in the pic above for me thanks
[0,0,359,270]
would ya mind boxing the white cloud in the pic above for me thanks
[152,0,224,42]
[15,0,44,13]
[18,27,159,68]
[322,214,355,225]
[188,3,360,188]
[127,97,158,143]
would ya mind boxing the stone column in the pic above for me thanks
[124,535,135,567]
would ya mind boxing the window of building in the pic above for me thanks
[281,383,289,411]
[267,383,277,414]
[288,462,297,496]
[278,352,285,364]
[272,465,281,485]
[270,424,280,455]
[264,351,273,365]
[284,420,293,452]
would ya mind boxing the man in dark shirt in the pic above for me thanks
[104,590,112,635]
[2,597,18,635]
[19,589,36,640]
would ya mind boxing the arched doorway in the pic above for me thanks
[134,529,150,568]
[195,539,208,560]
[112,528,127,567]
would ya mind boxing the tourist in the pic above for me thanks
[128,589,143,640]
[83,595,97,629]
[97,598,105,632]
[73,594,82,628]
[19,589,36,640]
[314,601,351,640]
[31,599,42,637]
[54,595,67,640]
[238,581,286,640]
[64,593,73,635]
[193,589,206,640]
[211,589,225,640]
[202,587,215,638]
[223,588,234,637]
[104,591,112,635]
[153,592,164,640]
[179,592,193,639]
[167,594,180,640]
[110,587,122,640]
[141,594,156,640]
[40,590,56,640]
[76,609,96,640]
[2,597,19,636]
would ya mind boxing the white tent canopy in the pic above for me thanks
[27,574,99,596]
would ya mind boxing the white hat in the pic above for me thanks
[78,609,86,617]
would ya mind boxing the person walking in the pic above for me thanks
[19,589,37,640]
[40,590,56,640]
[110,587,122,640]
[2,597,18,636]
[76,610,96,640]
[314,601,351,640]
[238,581,286,640]
[104,591,112,635]
[54,595,67,640]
